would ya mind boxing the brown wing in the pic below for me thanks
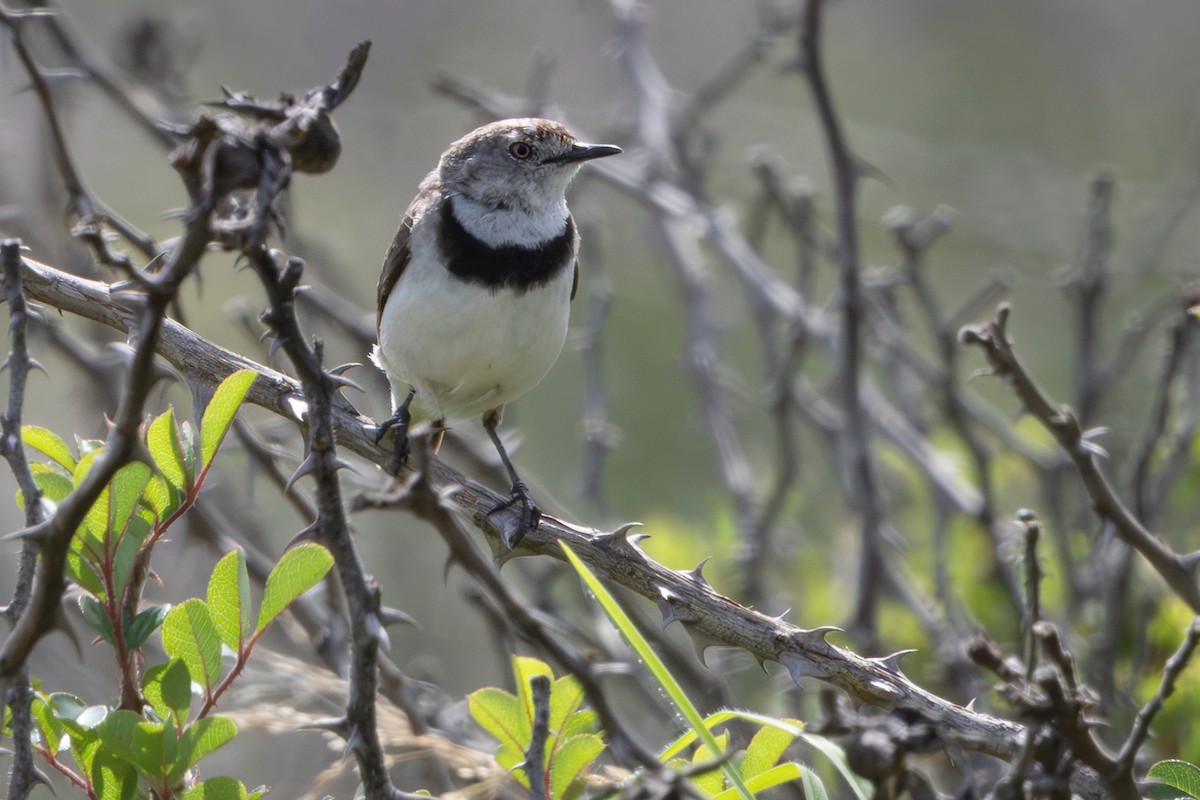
[375,216,412,334]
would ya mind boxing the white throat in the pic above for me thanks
[450,194,570,248]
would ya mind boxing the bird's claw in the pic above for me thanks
[487,480,541,548]
[374,410,411,473]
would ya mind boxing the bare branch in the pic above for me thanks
[960,303,1200,612]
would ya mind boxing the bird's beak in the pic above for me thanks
[554,142,623,164]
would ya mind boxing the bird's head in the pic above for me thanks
[439,118,621,216]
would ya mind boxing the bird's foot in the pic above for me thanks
[487,480,541,548]
[374,408,411,474]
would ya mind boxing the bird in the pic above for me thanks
[370,118,621,545]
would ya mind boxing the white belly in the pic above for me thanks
[372,244,573,422]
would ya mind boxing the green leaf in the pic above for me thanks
[741,722,796,779]
[495,743,527,787]
[147,409,188,491]
[1149,761,1200,800]
[66,544,106,598]
[143,474,181,525]
[209,549,253,652]
[25,463,73,505]
[22,425,76,472]
[143,658,191,722]
[48,692,89,721]
[512,655,552,742]
[714,763,824,800]
[170,715,238,784]
[79,594,117,647]
[559,708,598,740]
[468,686,525,753]
[90,748,138,800]
[1149,785,1194,800]
[162,599,224,692]
[31,695,65,753]
[180,421,197,490]
[109,461,152,543]
[62,706,105,779]
[125,603,171,651]
[201,369,256,469]
[549,733,605,800]
[691,732,730,796]
[94,709,143,764]
[548,673,586,736]
[183,776,259,800]
[111,515,151,602]
[74,448,109,545]
[255,543,334,634]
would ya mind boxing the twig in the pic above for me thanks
[1116,616,1200,772]
[1063,173,1114,425]
[0,239,49,800]
[960,303,1200,613]
[525,674,551,800]
[796,0,887,642]
[248,248,407,800]
[0,5,158,268]
[1017,510,1042,682]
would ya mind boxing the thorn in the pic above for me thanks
[299,715,350,739]
[343,722,364,758]
[597,521,642,540]
[284,520,320,549]
[1,520,51,546]
[258,327,274,344]
[284,453,318,495]
[872,649,916,675]
[364,611,390,651]
[681,622,726,667]
[595,522,647,556]
[328,362,361,375]
[27,357,48,376]
[331,457,360,476]
[267,334,286,361]
[378,606,416,628]
[327,373,365,396]
[778,650,835,684]
[769,608,793,621]
[1180,551,1200,574]
[29,763,56,794]
[683,558,712,588]
[792,625,842,647]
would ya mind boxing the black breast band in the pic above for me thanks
[438,198,574,294]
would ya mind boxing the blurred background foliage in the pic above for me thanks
[4,0,1200,796]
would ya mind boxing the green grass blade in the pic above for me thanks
[560,542,753,800]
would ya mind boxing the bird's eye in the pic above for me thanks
[508,142,534,160]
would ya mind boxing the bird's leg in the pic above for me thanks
[375,385,416,473]
[482,408,540,546]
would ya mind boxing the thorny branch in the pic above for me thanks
[5,2,1200,797]
[961,303,1200,612]
[0,239,51,800]
[9,253,1026,760]
[248,247,411,800]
